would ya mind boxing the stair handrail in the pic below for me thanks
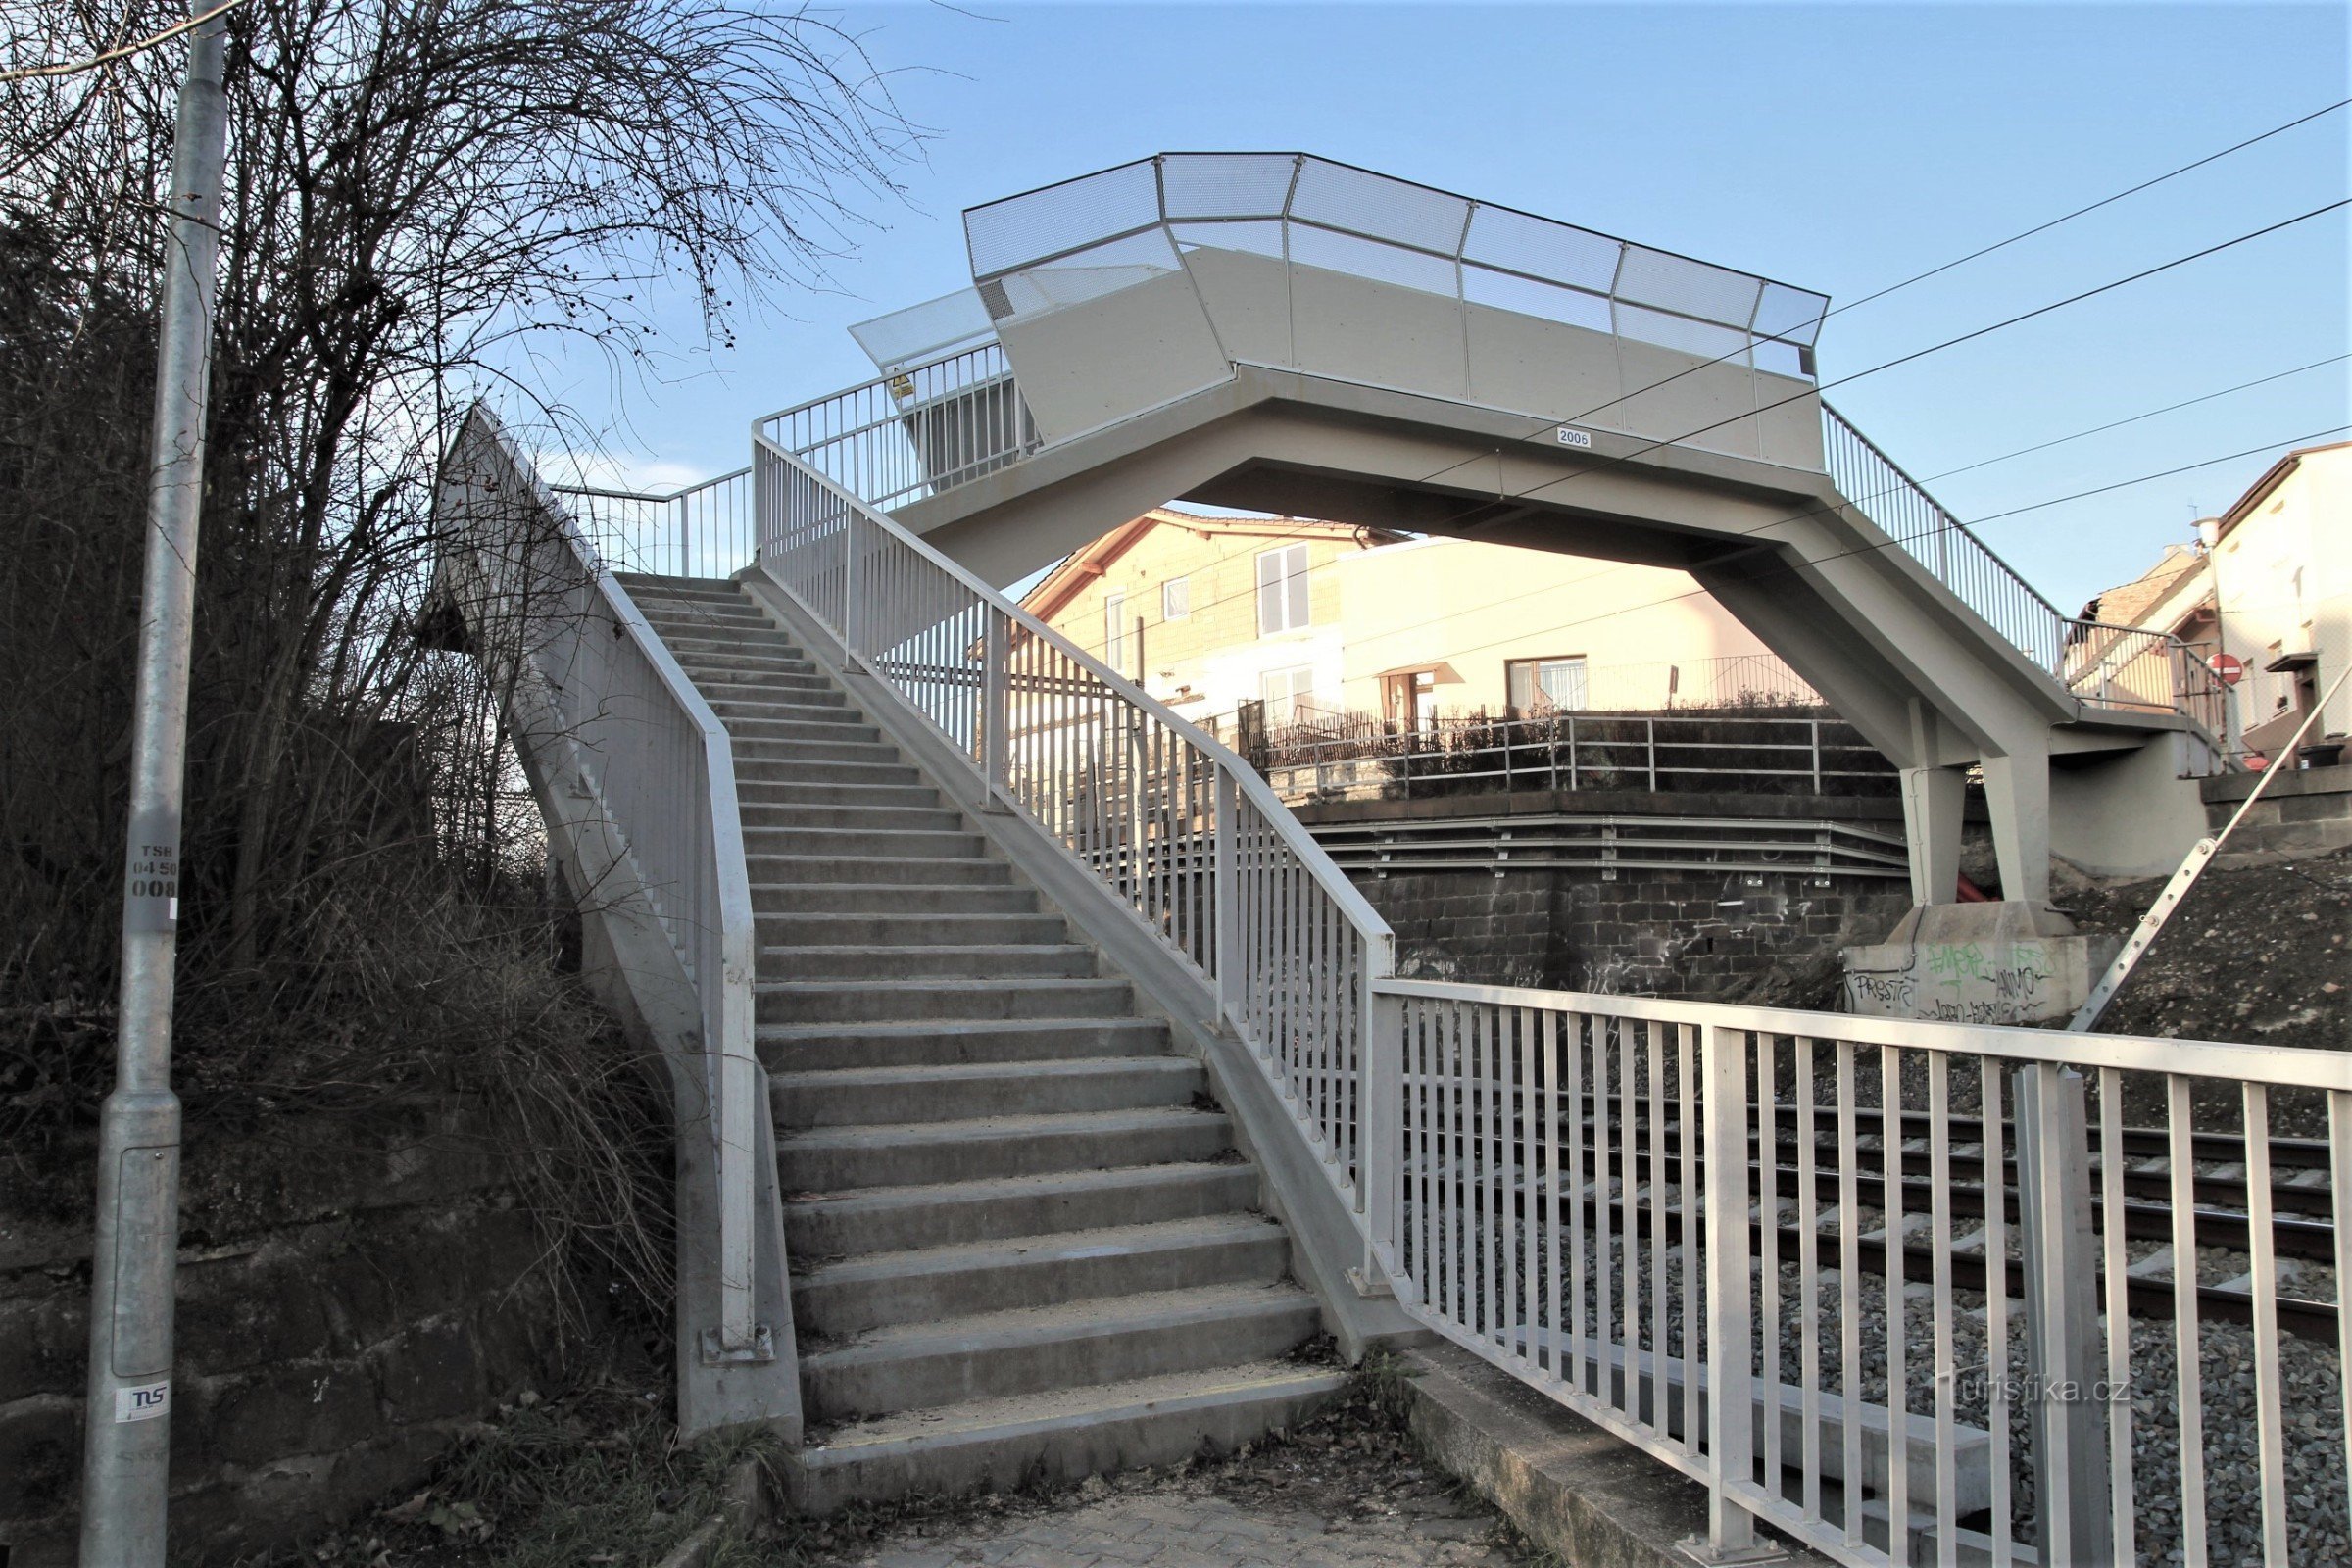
[748,425,1397,1223]
[1820,402,2219,731]
[449,408,763,1360]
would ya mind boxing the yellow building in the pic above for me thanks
[1017,507,1810,732]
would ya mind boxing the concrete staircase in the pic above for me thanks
[618,574,1345,1510]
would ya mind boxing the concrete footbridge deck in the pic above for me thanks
[763,152,2227,909]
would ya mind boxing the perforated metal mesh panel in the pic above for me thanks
[848,288,997,373]
[1290,158,1470,254]
[1615,245,1763,330]
[1160,152,1297,220]
[1170,219,1287,260]
[961,153,1829,373]
[1463,203,1623,295]
[1753,280,1829,347]
[964,159,1160,279]
[1289,222,1457,297]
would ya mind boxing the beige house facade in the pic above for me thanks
[1018,507,1810,733]
[2087,440,2350,760]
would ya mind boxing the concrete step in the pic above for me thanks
[781,1361,1346,1514]
[772,1055,1202,1129]
[722,713,883,743]
[746,856,1011,888]
[660,631,805,659]
[756,977,1133,1025]
[726,732,899,764]
[738,780,943,811]
[784,1162,1259,1257]
[775,1106,1232,1192]
[756,912,1067,950]
[616,573,745,600]
[744,825,985,859]
[762,943,1097,980]
[666,649,823,678]
[736,759,926,789]
[694,674,845,703]
[740,803,968,835]
[708,695,860,724]
[753,882,1038,917]
[760,1017,1171,1073]
[639,606,776,635]
[790,1213,1291,1339]
[799,1281,1320,1423]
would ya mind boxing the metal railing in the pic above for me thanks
[1254,710,1897,803]
[756,342,1039,515]
[553,466,756,580]
[446,414,761,1355]
[1365,982,2352,1567]
[748,426,1396,1210]
[1306,813,1910,882]
[1821,405,2224,732]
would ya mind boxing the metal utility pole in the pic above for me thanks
[80,7,230,1561]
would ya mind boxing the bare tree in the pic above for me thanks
[0,0,912,1296]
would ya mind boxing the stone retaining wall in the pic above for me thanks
[1354,864,1911,999]
[2203,761,2352,860]
[0,1102,592,1565]
[1294,786,1916,1000]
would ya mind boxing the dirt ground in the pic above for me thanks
[2058,845,2351,1050]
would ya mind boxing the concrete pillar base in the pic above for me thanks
[1840,901,2119,1025]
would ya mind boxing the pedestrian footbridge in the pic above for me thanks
[435,156,2329,1568]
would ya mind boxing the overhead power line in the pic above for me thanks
[1547,97,2352,433]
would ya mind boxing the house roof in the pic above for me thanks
[2082,542,2209,632]
[1017,507,1402,624]
[2214,438,2352,544]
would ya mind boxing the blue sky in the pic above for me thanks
[540,1,2350,612]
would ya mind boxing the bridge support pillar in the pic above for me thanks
[1899,764,1967,906]
[1982,749,2053,906]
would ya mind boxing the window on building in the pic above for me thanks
[1104,591,1127,671]
[1255,544,1310,635]
[1261,665,1318,727]
[1505,656,1589,715]
[1162,576,1191,619]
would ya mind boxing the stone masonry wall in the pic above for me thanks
[1355,866,1912,1003]
[1,1101,588,1566]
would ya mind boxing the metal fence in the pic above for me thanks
[1256,710,1897,803]
[445,416,761,1358]
[755,342,1039,514]
[1366,982,2352,1567]
[1306,813,1910,882]
[554,466,755,580]
[748,427,1396,1212]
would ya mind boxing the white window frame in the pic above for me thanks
[1162,576,1191,619]
[1255,544,1311,636]
[1260,664,1318,726]
[1506,654,1590,715]
[1104,590,1127,671]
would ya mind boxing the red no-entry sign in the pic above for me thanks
[2209,652,2244,686]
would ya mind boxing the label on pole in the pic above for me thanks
[124,808,180,931]
[113,1380,171,1423]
